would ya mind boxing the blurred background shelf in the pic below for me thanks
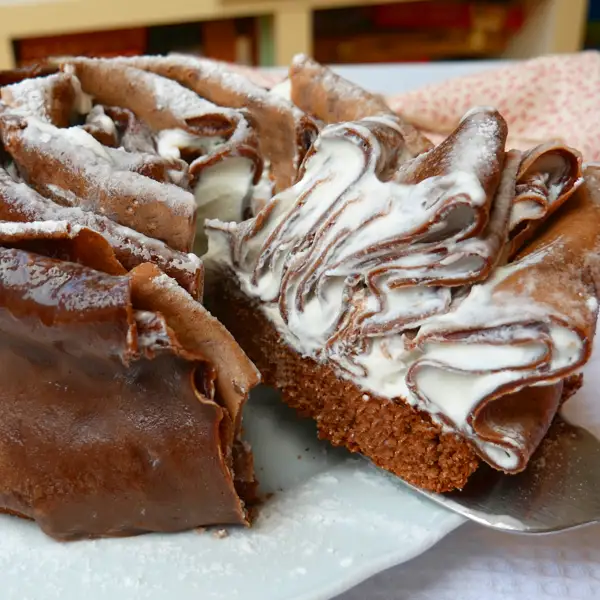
[0,0,590,70]
[586,0,600,48]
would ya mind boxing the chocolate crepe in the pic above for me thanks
[0,112,197,252]
[507,141,583,256]
[289,54,433,159]
[0,166,203,297]
[0,57,274,255]
[0,220,259,541]
[0,62,264,539]
[110,54,319,192]
[61,58,263,191]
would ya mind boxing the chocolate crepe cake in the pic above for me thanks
[0,53,598,539]
[0,59,263,540]
[200,56,600,492]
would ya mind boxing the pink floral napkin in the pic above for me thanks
[386,51,600,160]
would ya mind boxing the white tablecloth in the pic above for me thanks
[339,523,600,600]
[328,60,600,600]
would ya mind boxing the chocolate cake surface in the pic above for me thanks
[0,223,261,540]
[208,272,479,492]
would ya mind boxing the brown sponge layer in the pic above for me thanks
[209,271,584,493]
[208,272,483,492]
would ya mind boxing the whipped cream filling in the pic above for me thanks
[193,157,254,254]
[156,128,226,159]
[156,128,256,254]
[62,63,94,115]
[85,105,118,138]
[269,78,292,100]
[248,160,274,216]
[206,109,592,472]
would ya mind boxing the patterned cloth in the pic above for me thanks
[387,51,600,160]
[244,51,600,160]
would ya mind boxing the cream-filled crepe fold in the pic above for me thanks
[105,54,319,193]
[206,109,595,473]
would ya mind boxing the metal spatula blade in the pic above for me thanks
[401,419,600,533]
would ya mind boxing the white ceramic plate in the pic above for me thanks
[0,385,463,600]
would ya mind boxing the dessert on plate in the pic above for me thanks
[204,56,600,492]
[0,60,262,540]
[0,51,597,544]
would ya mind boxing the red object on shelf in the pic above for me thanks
[505,6,525,31]
[373,2,525,32]
[17,28,147,65]
[202,19,237,63]
[373,2,472,29]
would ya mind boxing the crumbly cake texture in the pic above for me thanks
[209,274,477,491]
[207,273,583,492]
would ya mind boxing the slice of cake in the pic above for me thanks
[0,61,261,539]
[204,58,599,493]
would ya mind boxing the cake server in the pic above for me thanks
[401,418,600,534]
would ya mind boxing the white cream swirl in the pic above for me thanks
[207,108,595,472]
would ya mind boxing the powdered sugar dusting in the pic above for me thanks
[0,219,72,237]
[20,118,196,219]
[148,71,237,121]
[171,53,304,117]
[2,77,49,118]
[1,72,89,121]
[449,107,502,177]
[152,272,184,293]
[119,54,307,121]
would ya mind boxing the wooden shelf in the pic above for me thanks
[0,0,589,69]
[315,29,508,63]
